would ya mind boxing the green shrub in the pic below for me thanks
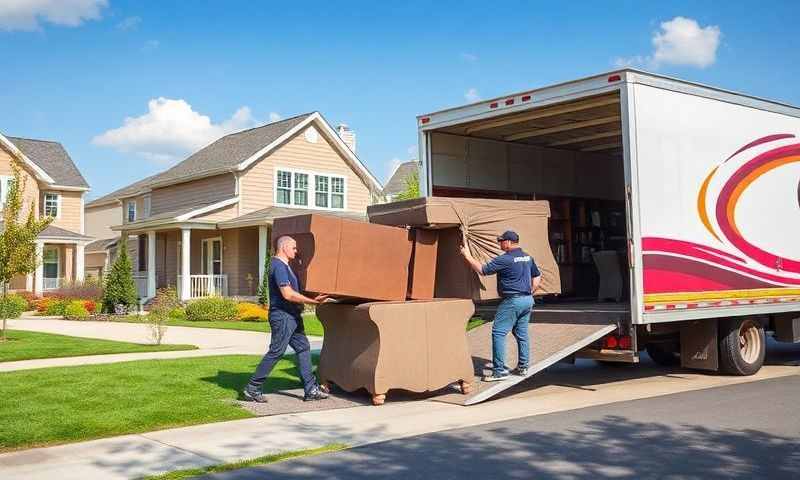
[44,299,68,316]
[102,236,138,313]
[0,294,28,319]
[64,300,90,320]
[169,307,186,320]
[185,297,238,322]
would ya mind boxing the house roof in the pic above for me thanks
[148,113,315,187]
[218,206,366,228]
[112,197,238,231]
[5,137,89,189]
[86,237,119,253]
[38,225,93,241]
[383,161,420,197]
[86,173,160,208]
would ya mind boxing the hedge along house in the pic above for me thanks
[0,133,92,295]
[106,113,382,301]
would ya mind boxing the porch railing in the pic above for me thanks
[177,275,228,299]
[43,277,63,291]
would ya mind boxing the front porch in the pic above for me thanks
[129,225,269,301]
[9,226,92,296]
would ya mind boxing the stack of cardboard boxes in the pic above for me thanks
[271,197,558,404]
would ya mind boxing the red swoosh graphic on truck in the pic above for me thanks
[646,135,800,295]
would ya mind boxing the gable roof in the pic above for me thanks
[86,173,160,208]
[383,160,420,197]
[5,136,89,189]
[148,113,315,188]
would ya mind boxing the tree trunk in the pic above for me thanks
[1,283,7,342]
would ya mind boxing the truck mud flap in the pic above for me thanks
[434,317,617,406]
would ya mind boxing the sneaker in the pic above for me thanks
[512,366,529,376]
[243,385,268,403]
[482,371,511,382]
[304,387,330,402]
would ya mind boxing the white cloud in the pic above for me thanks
[141,39,159,52]
[0,0,107,31]
[460,52,478,63]
[269,112,282,123]
[464,88,480,102]
[614,16,721,70]
[116,15,140,31]
[92,98,259,165]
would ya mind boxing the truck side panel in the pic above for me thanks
[634,83,800,318]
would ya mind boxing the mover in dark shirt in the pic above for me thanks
[461,230,542,381]
[244,235,330,403]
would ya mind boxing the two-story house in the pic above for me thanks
[0,133,92,295]
[93,112,382,301]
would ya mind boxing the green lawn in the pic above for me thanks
[0,354,316,452]
[0,330,196,363]
[112,313,325,336]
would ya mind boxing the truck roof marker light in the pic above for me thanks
[420,117,430,124]
[505,99,514,106]
[521,95,532,102]
[490,102,499,109]
[608,74,622,83]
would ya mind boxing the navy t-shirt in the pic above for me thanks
[269,258,301,315]
[481,248,542,296]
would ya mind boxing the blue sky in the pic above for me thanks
[1,1,799,200]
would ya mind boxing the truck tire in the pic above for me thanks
[718,317,765,375]
[645,343,680,366]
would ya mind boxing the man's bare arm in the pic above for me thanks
[279,285,328,305]
[532,275,542,294]
[460,246,485,275]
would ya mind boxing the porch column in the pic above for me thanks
[25,273,33,292]
[147,231,157,299]
[75,243,85,283]
[180,228,191,301]
[34,242,44,296]
[258,225,268,285]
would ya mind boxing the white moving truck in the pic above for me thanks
[416,69,800,378]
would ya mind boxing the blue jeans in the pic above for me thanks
[248,309,316,395]
[492,295,533,375]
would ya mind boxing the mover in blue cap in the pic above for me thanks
[460,230,542,381]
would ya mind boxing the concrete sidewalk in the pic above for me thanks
[2,317,322,372]
[2,355,797,480]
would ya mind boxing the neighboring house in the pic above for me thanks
[93,112,382,301]
[0,133,92,295]
[382,160,420,202]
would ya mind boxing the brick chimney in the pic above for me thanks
[336,123,356,153]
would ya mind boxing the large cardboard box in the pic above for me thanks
[368,197,561,300]
[316,299,475,404]
[271,214,413,301]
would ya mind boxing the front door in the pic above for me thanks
[43,246,60,290]
[201,238,222,295]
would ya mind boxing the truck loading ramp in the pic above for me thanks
[435,304,626,406]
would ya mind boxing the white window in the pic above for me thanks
[275,168,346,210]
[127,200,136,222]
[0,175,13,207]
[143,195,151,218]
[44,192,60,218]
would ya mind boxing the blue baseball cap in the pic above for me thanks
[497,230,519,242]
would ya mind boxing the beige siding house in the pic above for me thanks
[1,134,92,295]
[92,112,381,301]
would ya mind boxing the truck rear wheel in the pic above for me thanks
[719,317,765,375]
[645,342,680,367]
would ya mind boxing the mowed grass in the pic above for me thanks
[0,330,196,363]
[0,354,318,452]
[113,313,325,336]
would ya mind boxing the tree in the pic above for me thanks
[256,243,272,306]
[101,236,138,313]
[0,157,52,341]
[394,170,420,200]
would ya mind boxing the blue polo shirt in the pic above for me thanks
[481,248,541,297]
[269,258,302,315]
